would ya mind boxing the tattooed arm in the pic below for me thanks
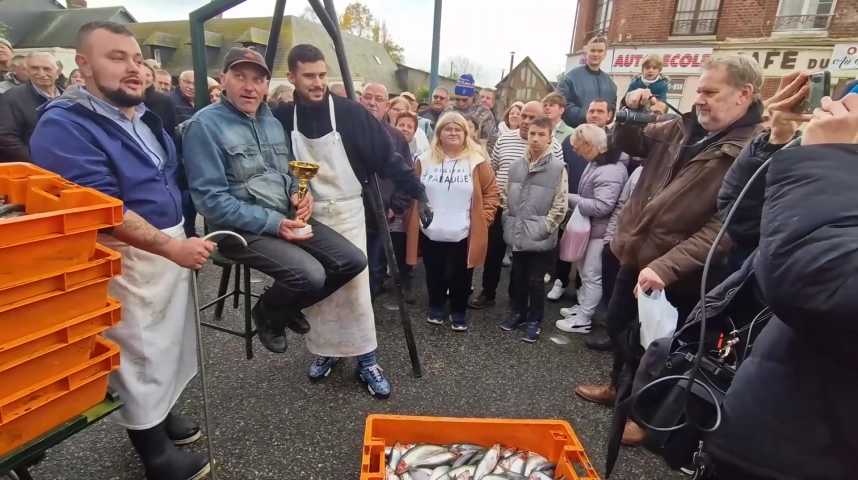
[108,210,214,270]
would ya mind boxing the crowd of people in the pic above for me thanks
[1,20,857,480]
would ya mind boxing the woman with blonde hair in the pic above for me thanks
[406,111,499,331]
[498,101,525,135]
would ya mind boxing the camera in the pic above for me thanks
[614,108,661,125]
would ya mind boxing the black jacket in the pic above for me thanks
[0,82,52,162]
[170,88,194,125]
[145,87,178,140]
[705,144,858,479]
[272,93,425,210]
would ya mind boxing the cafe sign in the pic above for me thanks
[830,44,858,73]
[727,48,832,75]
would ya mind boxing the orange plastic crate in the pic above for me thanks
[0,336,119,456]
[360,415,600,480]
[0,300,120,373]
[0,163,123,286]
[0,244,120,306]
[0,277,112,348]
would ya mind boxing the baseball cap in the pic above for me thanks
[223,47,271,78]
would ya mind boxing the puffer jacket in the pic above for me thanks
[573,158,627,240]
[611,102,763,290]
[705,143,858,480]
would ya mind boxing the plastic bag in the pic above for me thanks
[638,289,679,349]
[558,206,590,262]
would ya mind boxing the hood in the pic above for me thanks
[38,86,102,118]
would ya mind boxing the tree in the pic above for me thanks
[442,56,488,83]
[299,6,320,24]
[0,22,10,39]
[339,2,405,64]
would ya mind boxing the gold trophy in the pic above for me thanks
[289,160,320,236]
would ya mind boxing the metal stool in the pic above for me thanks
[199,249,259,359]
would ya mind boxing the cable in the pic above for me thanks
[740,308,772,365]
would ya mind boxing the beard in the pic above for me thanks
[93,71,144,107]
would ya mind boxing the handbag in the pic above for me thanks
[558,206,590,262]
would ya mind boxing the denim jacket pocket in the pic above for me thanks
[225,143,265,181]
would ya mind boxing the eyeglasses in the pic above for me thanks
[432,95,448,100]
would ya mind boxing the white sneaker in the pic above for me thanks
[560,305,580,317]
[555,317,592,334]
[547,279,565,301]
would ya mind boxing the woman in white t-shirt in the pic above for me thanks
[405,111,499,331]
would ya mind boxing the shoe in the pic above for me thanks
[251,301,287,353]
[584,330,613,351]
[308,356,339,381]
[559,305,580,317]
[547,279,566,301]
[468,293,495,310]
[499,313,526,332]
[283,308,310,335]
[426,306,448,325]
[574,384,616,406]
[621,420,646,447]
[358,363,391,399]
[128,423,210,480]
[165,412,201,446]
[521,322,541,343]
[451,312,468,332]
[555,317,592,334]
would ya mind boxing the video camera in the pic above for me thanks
[615,99,683,125]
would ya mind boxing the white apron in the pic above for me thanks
[99,223,197,429]
[291,96,377,357]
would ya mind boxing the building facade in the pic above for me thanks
[494,56,554,119]
[567,0,858,110]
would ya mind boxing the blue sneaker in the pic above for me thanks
[308,356,339,381]
[451,312,468,332]
[521,322,541,343]
[500,313,526,332]
[357,363,391,399]
[427,305,448,325]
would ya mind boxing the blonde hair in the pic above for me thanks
[642,53,664,71]
[426,111,488,166]
[573,124,608,154]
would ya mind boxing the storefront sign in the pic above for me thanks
[608,48,713,75]
[830,44,858,73]
[668,78,685,96]
[728,48,832,76]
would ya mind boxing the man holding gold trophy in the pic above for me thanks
[273,44,433,399]
[182,47,368,363]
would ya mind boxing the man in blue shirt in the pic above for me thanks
[30,21,213,480]
[181,48,366,359]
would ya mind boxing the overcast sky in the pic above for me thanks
[82,0,577,85]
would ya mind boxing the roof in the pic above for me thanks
[495,56,552,90]
[15,6,136,48]
[395,63,460,85]
[127,16,401,92]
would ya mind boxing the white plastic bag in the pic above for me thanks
[558,206,590,262]
[638,289,679,349]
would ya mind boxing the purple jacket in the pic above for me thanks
[30,88,183,229]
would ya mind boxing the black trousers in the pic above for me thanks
[601,246,621,305]
[390,231,412,280]
[219,218,367,311]
[479,208,506,298]
[554,259,573,288]
[510,250,554,324]
[606,266,699,386]
[421,233,472,315]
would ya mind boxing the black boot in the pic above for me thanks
[251,300,288,353]
[584,328,612,351]
[165,411,202,446]
[128,422,210,480]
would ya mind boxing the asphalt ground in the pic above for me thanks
[27,261,682,480]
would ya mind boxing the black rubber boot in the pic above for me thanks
[127,422,210,480]
[251,300,287,353]
[165,411,202,446]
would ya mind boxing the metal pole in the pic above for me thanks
[189,0,245,110]
[265,0,287,71]
[309,0,423,378]
[509,51,515,74]
[429,0,442,93]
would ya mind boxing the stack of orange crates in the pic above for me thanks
[0,163,124,457]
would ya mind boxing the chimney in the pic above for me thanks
[67,0,87,8]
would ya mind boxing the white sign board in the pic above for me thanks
[607,47,714,75]
[725,48,832,76]
[830,44,858,73]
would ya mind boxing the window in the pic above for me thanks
[672,0,721,35]
[773,0,835,31]
[590,0,613,37]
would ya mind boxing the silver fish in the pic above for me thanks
[528,472,553,480]
[523,453,548,476]
[499,452,527,475]
[389,442,406,472]
[452,450,478,468]
[473,444,501,480]
[411,468,434,480]
[429,465,451,480]
[413,452,459,470]
[445,465,476,480]
[397,445,449,475]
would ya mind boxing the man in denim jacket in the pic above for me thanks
[182,48,366,354]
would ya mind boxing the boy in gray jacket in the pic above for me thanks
[500,116,569,343]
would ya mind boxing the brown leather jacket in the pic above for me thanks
[610,102,763,289]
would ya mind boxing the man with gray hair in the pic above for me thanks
[574,54,764,447]
[0,51,61,161]
[171,69,195,123]
[0,54,28,93]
